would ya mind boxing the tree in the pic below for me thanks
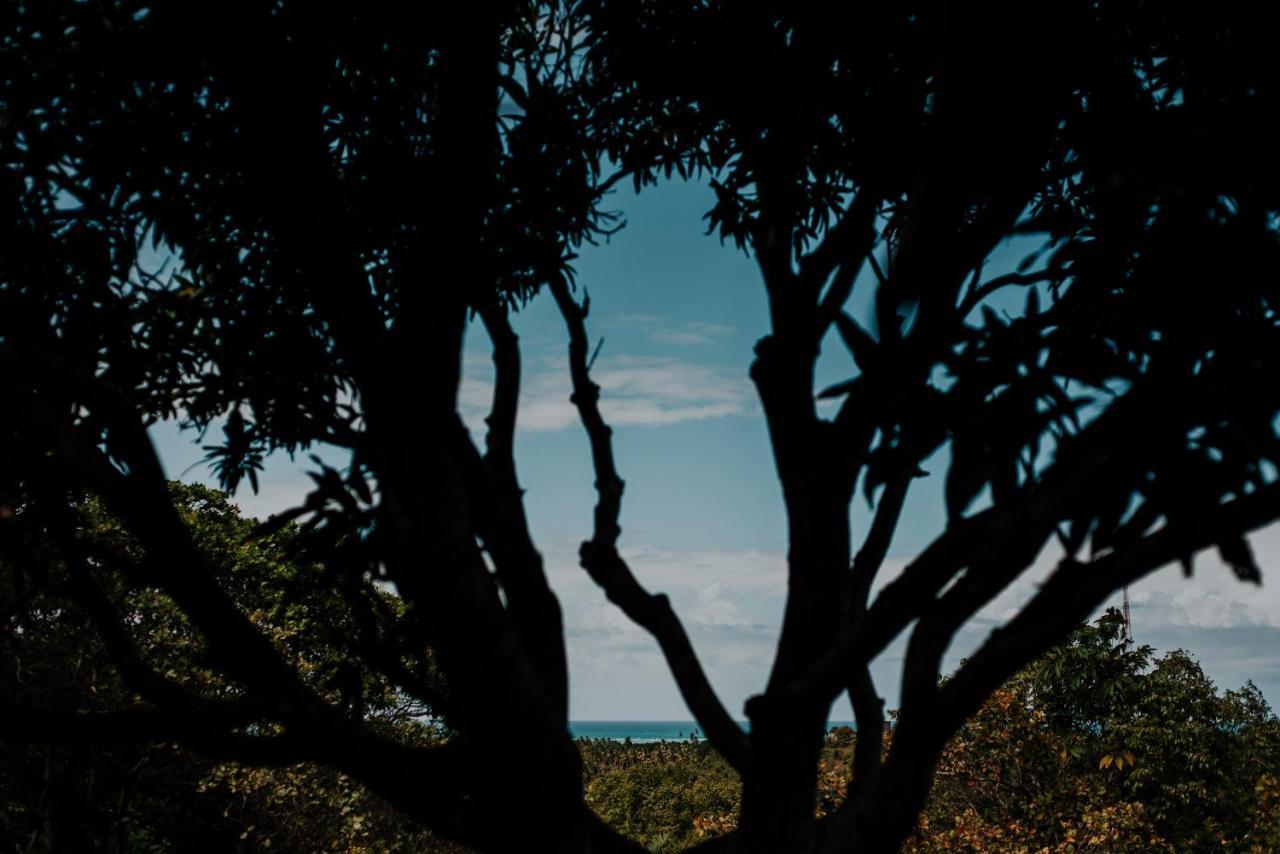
[1,483,454,851]
[3,2,1280,851]
[912,611,1280,851]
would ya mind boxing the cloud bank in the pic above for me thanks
[606,313,736,347]
[460,350,756,434]
[549,525,1280,719]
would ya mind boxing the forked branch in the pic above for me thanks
[848,479,1280,848]
[940,478,1280,737]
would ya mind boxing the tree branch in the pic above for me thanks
[943,478,1280,735]
[0,699,289,757]
[472,302,570,718]
[479,301,522,470]
[800,190,879,286]
[0,363,349,734]
[790,409,1123,706]
[849,471,912,610]
[803,191,882,332]
[846,667,884,801]
[958,266,1068,316]
[549,274,752,772]
[856,479,1280,850]
[841,470,911,800]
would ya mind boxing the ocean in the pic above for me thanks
[569,721,856,743]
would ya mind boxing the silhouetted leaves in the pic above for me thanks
[8,2,1280,851]
[1218,536,1262,585]
[201,410,264,494]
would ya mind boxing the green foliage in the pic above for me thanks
[0,482,454,852]
[911,610,1280,852]
[7,555,1278,854]
[574,612,1280,854]
[579,740,740,851]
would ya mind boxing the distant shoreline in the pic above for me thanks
[569,721,856,742]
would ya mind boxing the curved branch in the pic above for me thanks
[799,189,881,295]
[788,503,1002,705]
[958,266,1068,316]
[841,470,911,800]
[791,385,1150,707]
[0,365,349,732]
[846,667,885,801]
[472,302,571,717]
[849,471,912,610]
[478,301,522,470]
[853,479,1280,850]
[942,479,1280,734]
[549,275,752,772]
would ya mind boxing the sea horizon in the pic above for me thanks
[569,720,856,743]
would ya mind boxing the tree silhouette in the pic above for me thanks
[4,2,1280,851]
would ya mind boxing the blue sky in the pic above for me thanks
[153,177,1280,721]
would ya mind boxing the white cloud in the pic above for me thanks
[962,526,1280,634]
[867,523,1280,635]
[542,542,786,718]
[608,314,735,346]
[650,323,736,346]
[459,351,755,434]
[688,581,754,628]
[551,525,1280,718]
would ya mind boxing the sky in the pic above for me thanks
[152,177,1280,721]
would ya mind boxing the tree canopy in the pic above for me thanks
[1,483,455,851]
[4,2,1280,851]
